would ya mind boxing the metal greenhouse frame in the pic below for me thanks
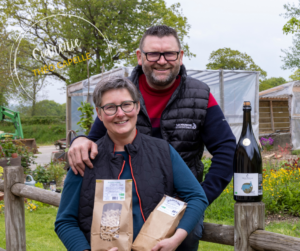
[66,67,260,143]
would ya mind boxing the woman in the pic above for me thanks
[55,77,208,251]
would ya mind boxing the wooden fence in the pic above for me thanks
[259,99,290,134]
[1,165,300,251]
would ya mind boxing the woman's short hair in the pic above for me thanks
[93,76,141,108]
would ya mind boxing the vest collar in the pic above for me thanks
[102,129,141,158]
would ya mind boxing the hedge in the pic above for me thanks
[1,116,66,126]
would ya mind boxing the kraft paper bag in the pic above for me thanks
[132,195,187,251]
[91,179,133,251]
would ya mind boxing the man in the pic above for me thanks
[69,25,236,250]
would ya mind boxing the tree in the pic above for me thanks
[281,1,300,71]
[259,77,287,92]
[1,0,194,87]
[0,21,14,106]
[289,69,300,81]
[206,48,267,79]
[18,100,65,117]
[282,1,300,35]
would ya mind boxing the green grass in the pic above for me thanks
[0,206,65,251]
[0,206,299,251]
[0,124,66,145]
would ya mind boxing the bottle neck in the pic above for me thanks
[242,107,252,135]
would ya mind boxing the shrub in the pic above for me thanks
[77,101,94,135]
[260,137,274,151]
[32,161,66,186]
[0,139,37,174]
[263,158,300,216]
[292,149,300,155]
[32,165,50,184]
[202,156,212,180]
[278,143,292,155]
[46,161,66,185]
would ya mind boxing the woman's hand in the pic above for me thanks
[151,238,178,251]
[151,229,188,251]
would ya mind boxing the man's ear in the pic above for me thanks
[179,50,184,66]
[137,49,142,65]
[96,107,103,122]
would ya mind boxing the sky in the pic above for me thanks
[32,0,299,104]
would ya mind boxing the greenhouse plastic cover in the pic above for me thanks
[70,67,260,144]
[260,81,300,149]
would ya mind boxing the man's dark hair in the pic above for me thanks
[139,25,181,50]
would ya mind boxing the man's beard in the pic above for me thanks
[142,60,180,88]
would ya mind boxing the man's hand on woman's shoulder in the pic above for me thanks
[68,137,98,176]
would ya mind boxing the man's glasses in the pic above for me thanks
[100,101,137,116]
[141,50,180,62]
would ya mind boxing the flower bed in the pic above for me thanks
[263,158,300,216]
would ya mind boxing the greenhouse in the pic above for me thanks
[259,81,300,150]
[66,67,260,142]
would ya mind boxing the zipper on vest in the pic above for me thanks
[128,154,146,222]
[160,76,183,140]
[117,160,126,179]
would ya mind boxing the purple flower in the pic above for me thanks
[260,137,267,146]
[259,137,274,148]
[268,137,274,145]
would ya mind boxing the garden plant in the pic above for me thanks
[260,137,274,151]
[32,161,66,187]
[0,138,37,174]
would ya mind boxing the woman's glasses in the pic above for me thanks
[100,101,137,116]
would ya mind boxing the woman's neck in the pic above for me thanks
[108,129,136,152]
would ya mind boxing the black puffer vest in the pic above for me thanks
[129,65,210,182]
[78,131,174,243]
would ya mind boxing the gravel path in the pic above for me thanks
[30,145,63,170]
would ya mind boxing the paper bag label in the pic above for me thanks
[103,180,125,201]
[157,196,185,217]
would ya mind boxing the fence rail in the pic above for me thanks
[1,166,300,251]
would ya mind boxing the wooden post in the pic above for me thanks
[270,100,275,132]
[234,202,265,251]
[3,166,26,251]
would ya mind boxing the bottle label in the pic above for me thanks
[258,174,263,195]
[243,138,251,146]
[234,173,260,196]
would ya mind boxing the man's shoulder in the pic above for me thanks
[179,64,210,91]
[184,76,210,91]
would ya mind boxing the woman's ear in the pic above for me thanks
[96,107,103,122]
[136,101,140,114]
